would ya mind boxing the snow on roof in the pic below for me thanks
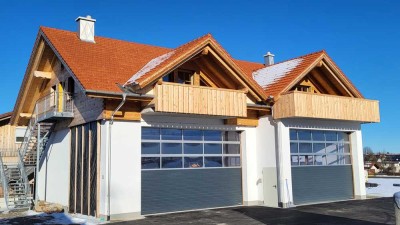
[252,58,303,89]
[125,51,175,85]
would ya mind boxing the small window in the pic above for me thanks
[162,70,194,85]
[296,85,310,92]
[16,137,25,143]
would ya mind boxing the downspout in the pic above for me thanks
[107,93,127,220]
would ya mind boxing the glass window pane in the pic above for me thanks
[340,155,351,164]
[326,155,339,165]
[183,129,202,141]
[184,143,203,154]
[291,155,299,166]
[314,155,327,166]
[162,157,182,168]
[312,131,325,141]
[325,132,338,142]
[161,129,182,140]
[184,157,203,168]
[162,143,182,154]
[224,156,240,167]
[313,143,326,154]
[141,157,160,169]
[338,132,350,142]
[142,128,160,140]
[290,143,298,153]
[204,157,222,167]
[224,144,240,154]
[290,130,297,141]
[141,143,160,154]
[204,130,222,141]
[224,131,240,142]
[298,130,311,141]
[338,143,350,153]
[299,156,306,165]
[305,155,314,165]
[299,143,312,153]
[204,143,222,154]
[326,143,338,154]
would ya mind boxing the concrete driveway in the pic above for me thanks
[114,197,394,225]
[0,197,394,224]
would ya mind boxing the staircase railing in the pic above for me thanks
[0,152,10,209]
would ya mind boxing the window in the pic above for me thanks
[162,70,194,85]
[290,129,351,166]
[296,85,311,92]
[15,127,27,143]
[141,128,241,170]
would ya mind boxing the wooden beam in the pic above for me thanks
[225,118,259,127]
[310,69,341,95]
[320,61,354,97]
[102,100,142,121]
[207,48,263,102]
[19,113,32,118]
[33,71,52,79]
[198,57,236,89]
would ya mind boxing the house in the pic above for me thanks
[0,16,380,220]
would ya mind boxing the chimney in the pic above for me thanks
[76,15,96,43]
[264,52,275,66]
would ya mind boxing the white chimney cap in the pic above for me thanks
[75,15,96,22]
[264,51,275,66]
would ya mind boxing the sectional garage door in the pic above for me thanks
[141,128,242,215]
[290,129,354,205]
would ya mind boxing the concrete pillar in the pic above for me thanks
[276,121,293,207]
[350,130,366,199]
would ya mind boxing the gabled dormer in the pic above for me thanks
[253,51,380,123]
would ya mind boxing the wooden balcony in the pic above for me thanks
[154,83,247,117]
[273,92,380,123]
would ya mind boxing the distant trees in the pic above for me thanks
[364,146,373,155]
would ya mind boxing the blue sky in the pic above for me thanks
[0,0,399,153]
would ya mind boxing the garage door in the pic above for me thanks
[290,129,354,205]
[141,128,242,215]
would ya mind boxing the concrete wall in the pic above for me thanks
[99,120,142,220]
[37,128,70,206]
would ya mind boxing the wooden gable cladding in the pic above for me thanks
[154,82,247,117]
[273,91,380,123]
[102,99,141,121]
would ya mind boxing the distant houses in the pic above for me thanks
[364,154,400,175]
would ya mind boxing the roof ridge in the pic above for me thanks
[40,26,173,51]
[172,33,212,51]
[264,50,325,68]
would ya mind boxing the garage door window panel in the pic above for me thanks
[290,129,351,167]
[142,128,241,170]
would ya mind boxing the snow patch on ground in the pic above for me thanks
[24,210,105,225]
[367,177,400,197]
[125,51,175,85]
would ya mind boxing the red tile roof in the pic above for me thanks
[40,27,361,100]
[41,27,171,92]
[254,51,325,97]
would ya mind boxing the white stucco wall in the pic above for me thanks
[37,128,70,206]
[101,120,142,220]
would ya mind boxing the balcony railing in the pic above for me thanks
[35,92,74,122]
[273,91,380,123]
[154,83,247,117]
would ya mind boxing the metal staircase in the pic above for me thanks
[0,92,73,210]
